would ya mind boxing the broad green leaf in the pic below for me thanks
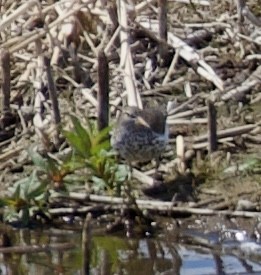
[63,130,88,157]
[92,176,107,192]
[0,198,13,207]
[22,170,39,199]
[114,164,129,182]
[9,171,43,202]
[91,125,112,146]
[46,157,60,176]
[63,173,87,185]
[3,210,20,223]
[71,115,91,152]
[27,180,47,201]
[61,151,86,171]
[12,183,21,200]
[28,148,49,172]
[91,139,111,155]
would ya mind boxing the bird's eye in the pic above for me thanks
[126,112,136,119]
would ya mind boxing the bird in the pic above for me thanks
[111,106,168,170]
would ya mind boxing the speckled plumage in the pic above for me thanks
[111,106,168,164]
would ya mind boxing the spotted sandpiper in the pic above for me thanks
[111,106,168,170]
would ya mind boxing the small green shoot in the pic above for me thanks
[0,170,48,226]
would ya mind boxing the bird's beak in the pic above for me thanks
[136,116,150,129]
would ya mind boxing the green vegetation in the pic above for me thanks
[0,170,48,227]
[62,115,127,193]
[0,116,128,226]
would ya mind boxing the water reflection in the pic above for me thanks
[0,228,260,274]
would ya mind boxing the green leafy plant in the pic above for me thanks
[28,148,73,190]
[0,115,127,226]
[62,115,128,193]
[0,170,48,226]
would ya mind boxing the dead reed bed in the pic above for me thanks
[0,0,260,230]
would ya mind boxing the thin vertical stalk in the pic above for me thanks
[207,100,218,153]
[0,49,11,113]
[82,213,92,275]
[97,50,109,131]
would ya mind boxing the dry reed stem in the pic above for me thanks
[3,3,88,53]
[194,124,257,143]
[44,57,61,126]
[51,192,261,218]
[207,100,218,153]
[97,50,109,130]
[0,49,11,113]
[117,0,142,108]
[158,0,168,65]
[222,65,261,101]
[137,19,224,90]
[0,0,42,32]
[0,243,75,254]
[82,213,92,275]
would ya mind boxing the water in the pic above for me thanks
[0,227,260,275]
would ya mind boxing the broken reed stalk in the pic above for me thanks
[176,135,186,173]
[158,0,168,65]
[0,49,11,113]
[97,50,109,131]
[44,56,61,128]
[107,1,119,33]
[236,0,244,27]
[117,0,142,108]
[82,213,92,275]
[0,243,74,254]
[236,0,261,27]
[194,124,256,143]
[207,100,217,153]
[70,44,81,83]
[100,250,111,275]
[158,0,167,40]
[50,192,261,218]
